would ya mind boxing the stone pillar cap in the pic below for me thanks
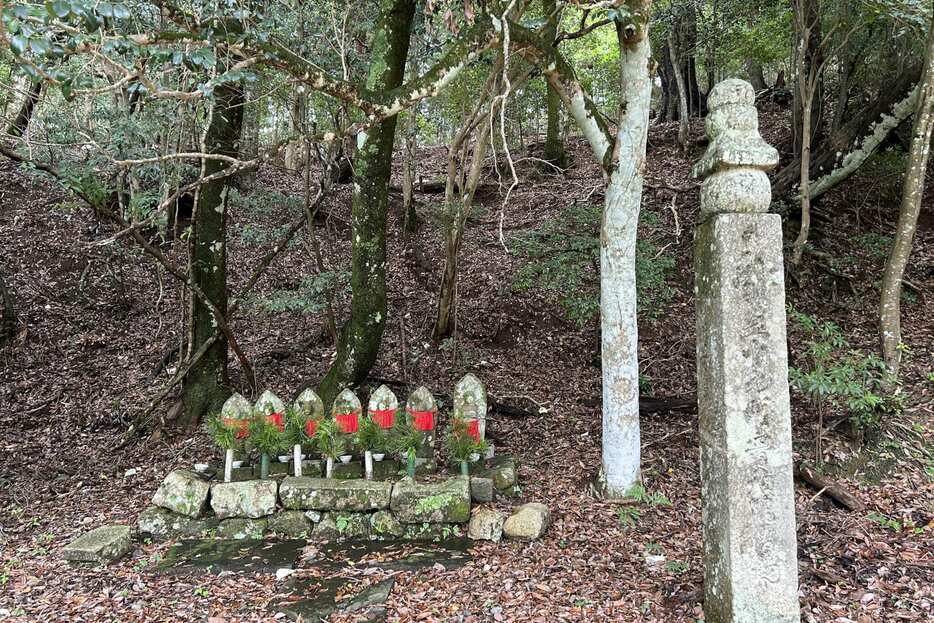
[691,78,779,180]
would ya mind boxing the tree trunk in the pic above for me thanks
[0,270,14,348]
[808,85,919,201]
[744,58,768,91]
[6,80,42,138]
[773,63,921,197]
[179,79,244,428]
[656,56,671,122]
[880,17,934,376]
[679,6,704,116]
[668,30,690,152]
[599,14,652,498]
[318,0,416,406]
[238,84,259,191]
[402,112,418,234]
[542,0,565,167]
[792,0,823,155]
[658,41,677,121]
[433,113,492,340]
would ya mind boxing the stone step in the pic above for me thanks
[280,477,392,512]
[62,525,132,563]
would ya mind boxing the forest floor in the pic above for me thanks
[0,110,932,622]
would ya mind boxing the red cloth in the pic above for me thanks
[266,412,285,432]
[222,418,249,440]
[410,410,435,431]
[371,409,395,429]
[335,412,359,433]
[304,419,318,437]
[466,419,481,442]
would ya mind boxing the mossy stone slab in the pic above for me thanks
[62,525,132,563]
[390,477,471,524]
[280,477,391,512]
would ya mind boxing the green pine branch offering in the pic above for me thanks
[314,417,348,459]
[444,418,488,463]
[355,417,388,453]
[206,413,239,450]
[249,414,286,456]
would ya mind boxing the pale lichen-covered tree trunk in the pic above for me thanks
[880,17,934,376]
[599,14,653,498]
[537,2,652,497]
[807,85,919,201]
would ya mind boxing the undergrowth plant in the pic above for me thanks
[788,308,904,456]
[511,202,674,327]
[248,272,348,314]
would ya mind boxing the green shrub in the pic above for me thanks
[788,308,904,436]
[511,202,674,326]
[248,272,348,314]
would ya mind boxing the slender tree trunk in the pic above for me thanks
[668,31,690,152]
[0,270,14,348]
[792,0,823,154]
[179,78,244,427]
[808,85,920,200]
[656,57,671,122]
[773,63,921,197]
[238,84,259,191]
[6,80,42,138]
[599,11,652,498]
[791,22,818,265]
[402,112,418,234]
[880,17,934,376]
[542,0,565,167]
[433,114,492,340]
[680,6,704,116]
[318,0,416,406]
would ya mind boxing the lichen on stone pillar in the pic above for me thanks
[692,78,779,216]
[693,79,801,623]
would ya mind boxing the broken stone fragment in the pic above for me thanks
[468,507,505,542]
[267,510,313,538]
[503,503,550,540]
[390,476,471,524]
[369,510,405,538]
[313,512,370,540]
[279,477,392,512]
[469,477,494,503]
[152,469,211,518]
[478,455,517,492]
[62,525,132,563]
[137,506,219,541]
[211,479,278,519]
[217,517,268,540]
